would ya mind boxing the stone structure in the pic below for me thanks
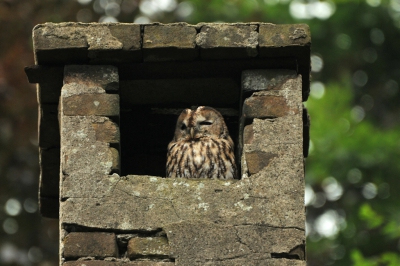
[25,22,311,265]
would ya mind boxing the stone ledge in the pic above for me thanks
[63,262,174,266]
[127,237,170,259]
[64,65,119,92]
[62,94,119,116]
[60,151,305,230]
[32,22,310,64]
[63,232,119,259]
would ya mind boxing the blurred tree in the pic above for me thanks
[1,0,399,265]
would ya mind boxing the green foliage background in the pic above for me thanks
[0,0,399,265]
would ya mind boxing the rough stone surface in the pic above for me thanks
[92,120,120,143]
[62,93,119,116]
[60,116,118,199]
[63,262,175,266]
[243,94,299,119]
[242,75,302,119]
[61,152,305,229]
[164,220,304,264]
[245,150,278,175]
[63,232,118,259]
[196,23,258,59]
[127,237,170,259]
[64,65,119,91]
[242,69,297,92]
[143,23,197,61]
[258,24,311,48]
[249,116,303,146]
[33,23,141,63]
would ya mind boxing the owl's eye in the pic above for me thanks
[181,123,187,130]
[199,121,213,126]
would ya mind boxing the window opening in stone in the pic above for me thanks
[119,78,240,177]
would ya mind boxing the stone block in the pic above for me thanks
[61,116,118,176]
[62,94,119,116]
[245,150,278,175]
[243,123,254,144]
[127,237,170,259]
[89,23,142,63]
[63,232,118,259]
[92,120,120,143]
[61,164,305,230]
[110,147,120,172]
[258,23,311,49]
[196,23,258,59]
[242,69,297,92]
[64,65,119,92]
[164,220,304,264]
[249,116,303,146]
[33,23,141,64]
[243,91,301,119]
[143,23,197,61]
[63,262,175,266]
[39,104,60,148]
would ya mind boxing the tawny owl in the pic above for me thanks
[166,106,237,179]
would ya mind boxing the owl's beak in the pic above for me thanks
[189,127,195,139]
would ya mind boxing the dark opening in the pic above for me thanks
[118,59,297,177]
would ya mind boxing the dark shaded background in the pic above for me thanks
[1,0,400,265]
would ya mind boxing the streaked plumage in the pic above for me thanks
[166,106,237,179]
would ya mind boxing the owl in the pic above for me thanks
[166,106,237,179]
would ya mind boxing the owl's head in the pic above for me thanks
[173,106,230,142]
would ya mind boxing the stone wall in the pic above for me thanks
[25,22,310,266]
[58,65,306,265]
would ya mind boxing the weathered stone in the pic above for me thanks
[203,259,307,266]
[60,116,117,177]
[196,23,258,59]
[243,95,289,118]
[62,94,119,116]
[258,24,311,48]
[127,237,170,259]
[88,23,142,63]
[250,116,303,145]
[243,123,254,144]
[258,24,310,101]
[143,23,197,61]
[92,120,120,143]
[243,92,301,118]
[33,23,141,64]
[120,78,239,105]
[63,232,118,259]
[242,69,298,92]
[245,150,278,175]
[63,262,175,266]
[164,220,304,264]
[61,152,305,230]
[110,147,120,172]
[64,65,119,91]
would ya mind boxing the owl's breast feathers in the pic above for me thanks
[166,137,237,179]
